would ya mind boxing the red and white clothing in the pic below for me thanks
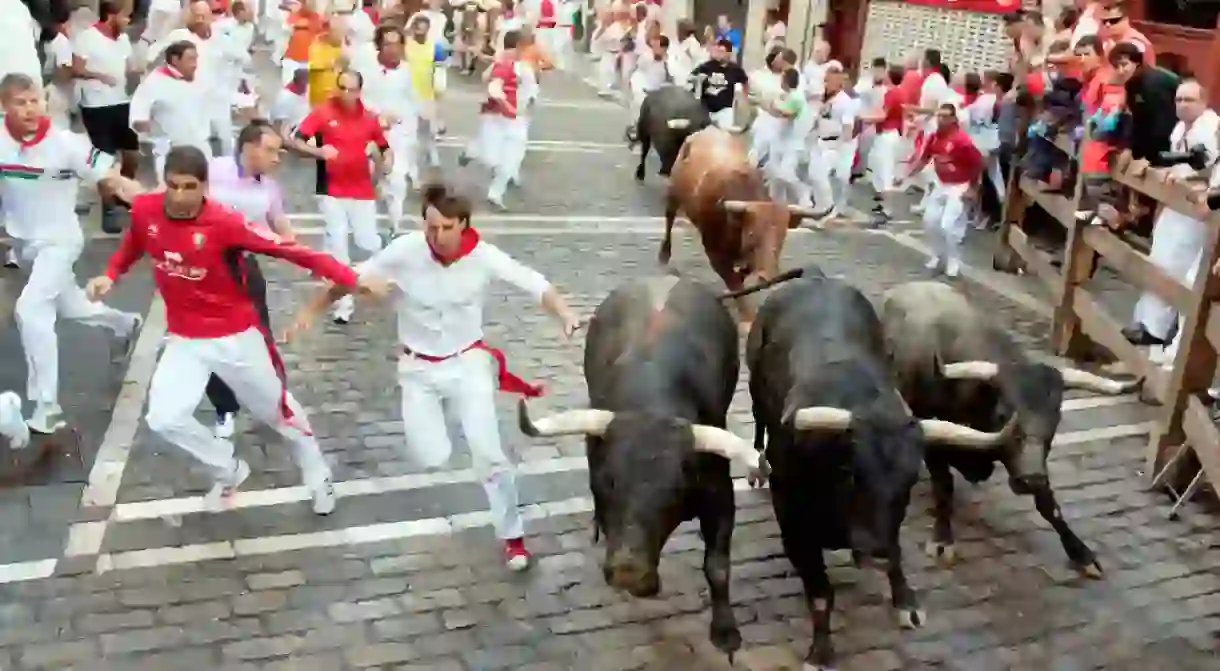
[467,55,538,207]
[269,79,310,132]
[44,31,76,129]
[104,195,357,493]
[807,88,859,213]
[130,65,212,182]
[0,120,139,429]
[533,0,574,70]
[358,228,553,542]
[591,18,628,94]
[149,27,249,154]
[868,84,907,194]
[295,99,390,320]
[915,126,983,274]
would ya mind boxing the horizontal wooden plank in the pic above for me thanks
[1081,226,1193,313]
[1071,286,1167,403]
[1111,167,1219,222]
[1018,177,1075,227]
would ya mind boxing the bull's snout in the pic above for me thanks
[604,549,660,597]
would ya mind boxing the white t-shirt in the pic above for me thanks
[358,232,552,357]
[0,0,42,84]
[817,90,857,140]
[0,127,115,245]
[801,60,827,100]
[73,26,135,108]
[45,33,77,123]
[129,68,211,151]
[363,63,418,121]
[270,87,310,130]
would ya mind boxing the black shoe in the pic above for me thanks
[457,153,471,167]
[100,207,125,234]
[1121,324,1166,347]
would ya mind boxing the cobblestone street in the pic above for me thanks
[1,57,1218,670]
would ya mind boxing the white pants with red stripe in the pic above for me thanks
[145,327,331,486]
[15,240,137,406]
[318,196,382,319]
[397,348,524,540]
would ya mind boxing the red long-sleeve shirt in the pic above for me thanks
[919,126,983,185]
[106,194,359,339]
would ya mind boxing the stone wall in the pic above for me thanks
[860,0,1010,75]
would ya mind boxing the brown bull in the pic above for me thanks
[660,128,826,329]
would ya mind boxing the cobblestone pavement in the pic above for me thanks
[1,58,1218,670]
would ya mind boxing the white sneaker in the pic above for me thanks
[945,259,962,278]
[27,402,66,434]
[310,478,336,515]
[214,412,235,439]
[332,298,354,325]
[924,256,942,271]
[3,247,18,269]
[204,458,250,512]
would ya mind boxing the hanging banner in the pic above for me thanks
[900,0,1024,13]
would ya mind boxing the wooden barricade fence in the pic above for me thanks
[993,132,1220,510]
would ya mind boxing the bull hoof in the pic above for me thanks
[634,167,645,182]
[896,606,927,629]
[1074,560,1104,580]
[924,540,958,566]
[709,623,742,656]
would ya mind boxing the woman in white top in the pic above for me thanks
[288,183,582,572]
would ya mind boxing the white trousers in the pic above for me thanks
[1134,209,1208,340]
[318,196,381,316]
[710,108,735,130]
[749,112,780,167]
[922,180,970,261]
[146,327,330,485]
[210,103,235,156]
[628,73,659,120]
[767,139,811,207]
[808,138,856,211]
[470,115,529,201]
[868,130,902,194]
[537,27,571,70]
[398,349,524,539]
[596,52,619,92]
[15,241,135,405]
[380,120,421,228]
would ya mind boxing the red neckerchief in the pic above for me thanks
[157,66,185,80]
[429,227,479,265]
[960,89,978,106]
[285,78,306,94]
[5,116,51,149]
[377,52,402,72]
[94,21,119,40]
[363,7,380,23]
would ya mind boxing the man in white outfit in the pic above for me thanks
[627,34,671,123]
[364,24,420,234]
[1,0,44,269]
[288,183,582,571]
[130,41,213,184]
[807,63,859,218]
[1126,80,1219,350]
[0,74,145,434]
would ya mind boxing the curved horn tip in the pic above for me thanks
[941,361,1001,381]
[919,418,1012,449]
[517,399,543,438]
[790,407,854,432]
[722,200,749,212]
[667,119,691,129]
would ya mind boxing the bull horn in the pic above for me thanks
[722,200,749,212]
[690,425,761,471]
[791,407,853,432]
[940,361,1001,381]
[518,400,614,438]
[667,118,691,129]
[787,204,834,220]
[919,417,1015,449]
[1058,367,1142,394]
[724,125,744,134]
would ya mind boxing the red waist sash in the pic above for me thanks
[404,340,543,397]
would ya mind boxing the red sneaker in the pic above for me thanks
[504,537,531,572]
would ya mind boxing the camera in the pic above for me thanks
[1156,144,1212,171]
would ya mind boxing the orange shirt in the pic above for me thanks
[285,11,325,62]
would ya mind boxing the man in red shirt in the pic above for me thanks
[860,63,907,226]
[289,69,394,324]
[86,146,385,514]
[902,103,983,278]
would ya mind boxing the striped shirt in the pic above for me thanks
[208,156,285,230]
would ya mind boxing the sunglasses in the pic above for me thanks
[1175,96,1200,103]
[1101,16,1124,26]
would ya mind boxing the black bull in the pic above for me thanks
[517,276,764,659]
[744,268,1017,669]
[880,281,1140,578]
[630,86,712,181]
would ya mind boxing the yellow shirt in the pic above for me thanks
[308,39,343,107]
[405,39,438,102]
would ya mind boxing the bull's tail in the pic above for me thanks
[717,267,806,301]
